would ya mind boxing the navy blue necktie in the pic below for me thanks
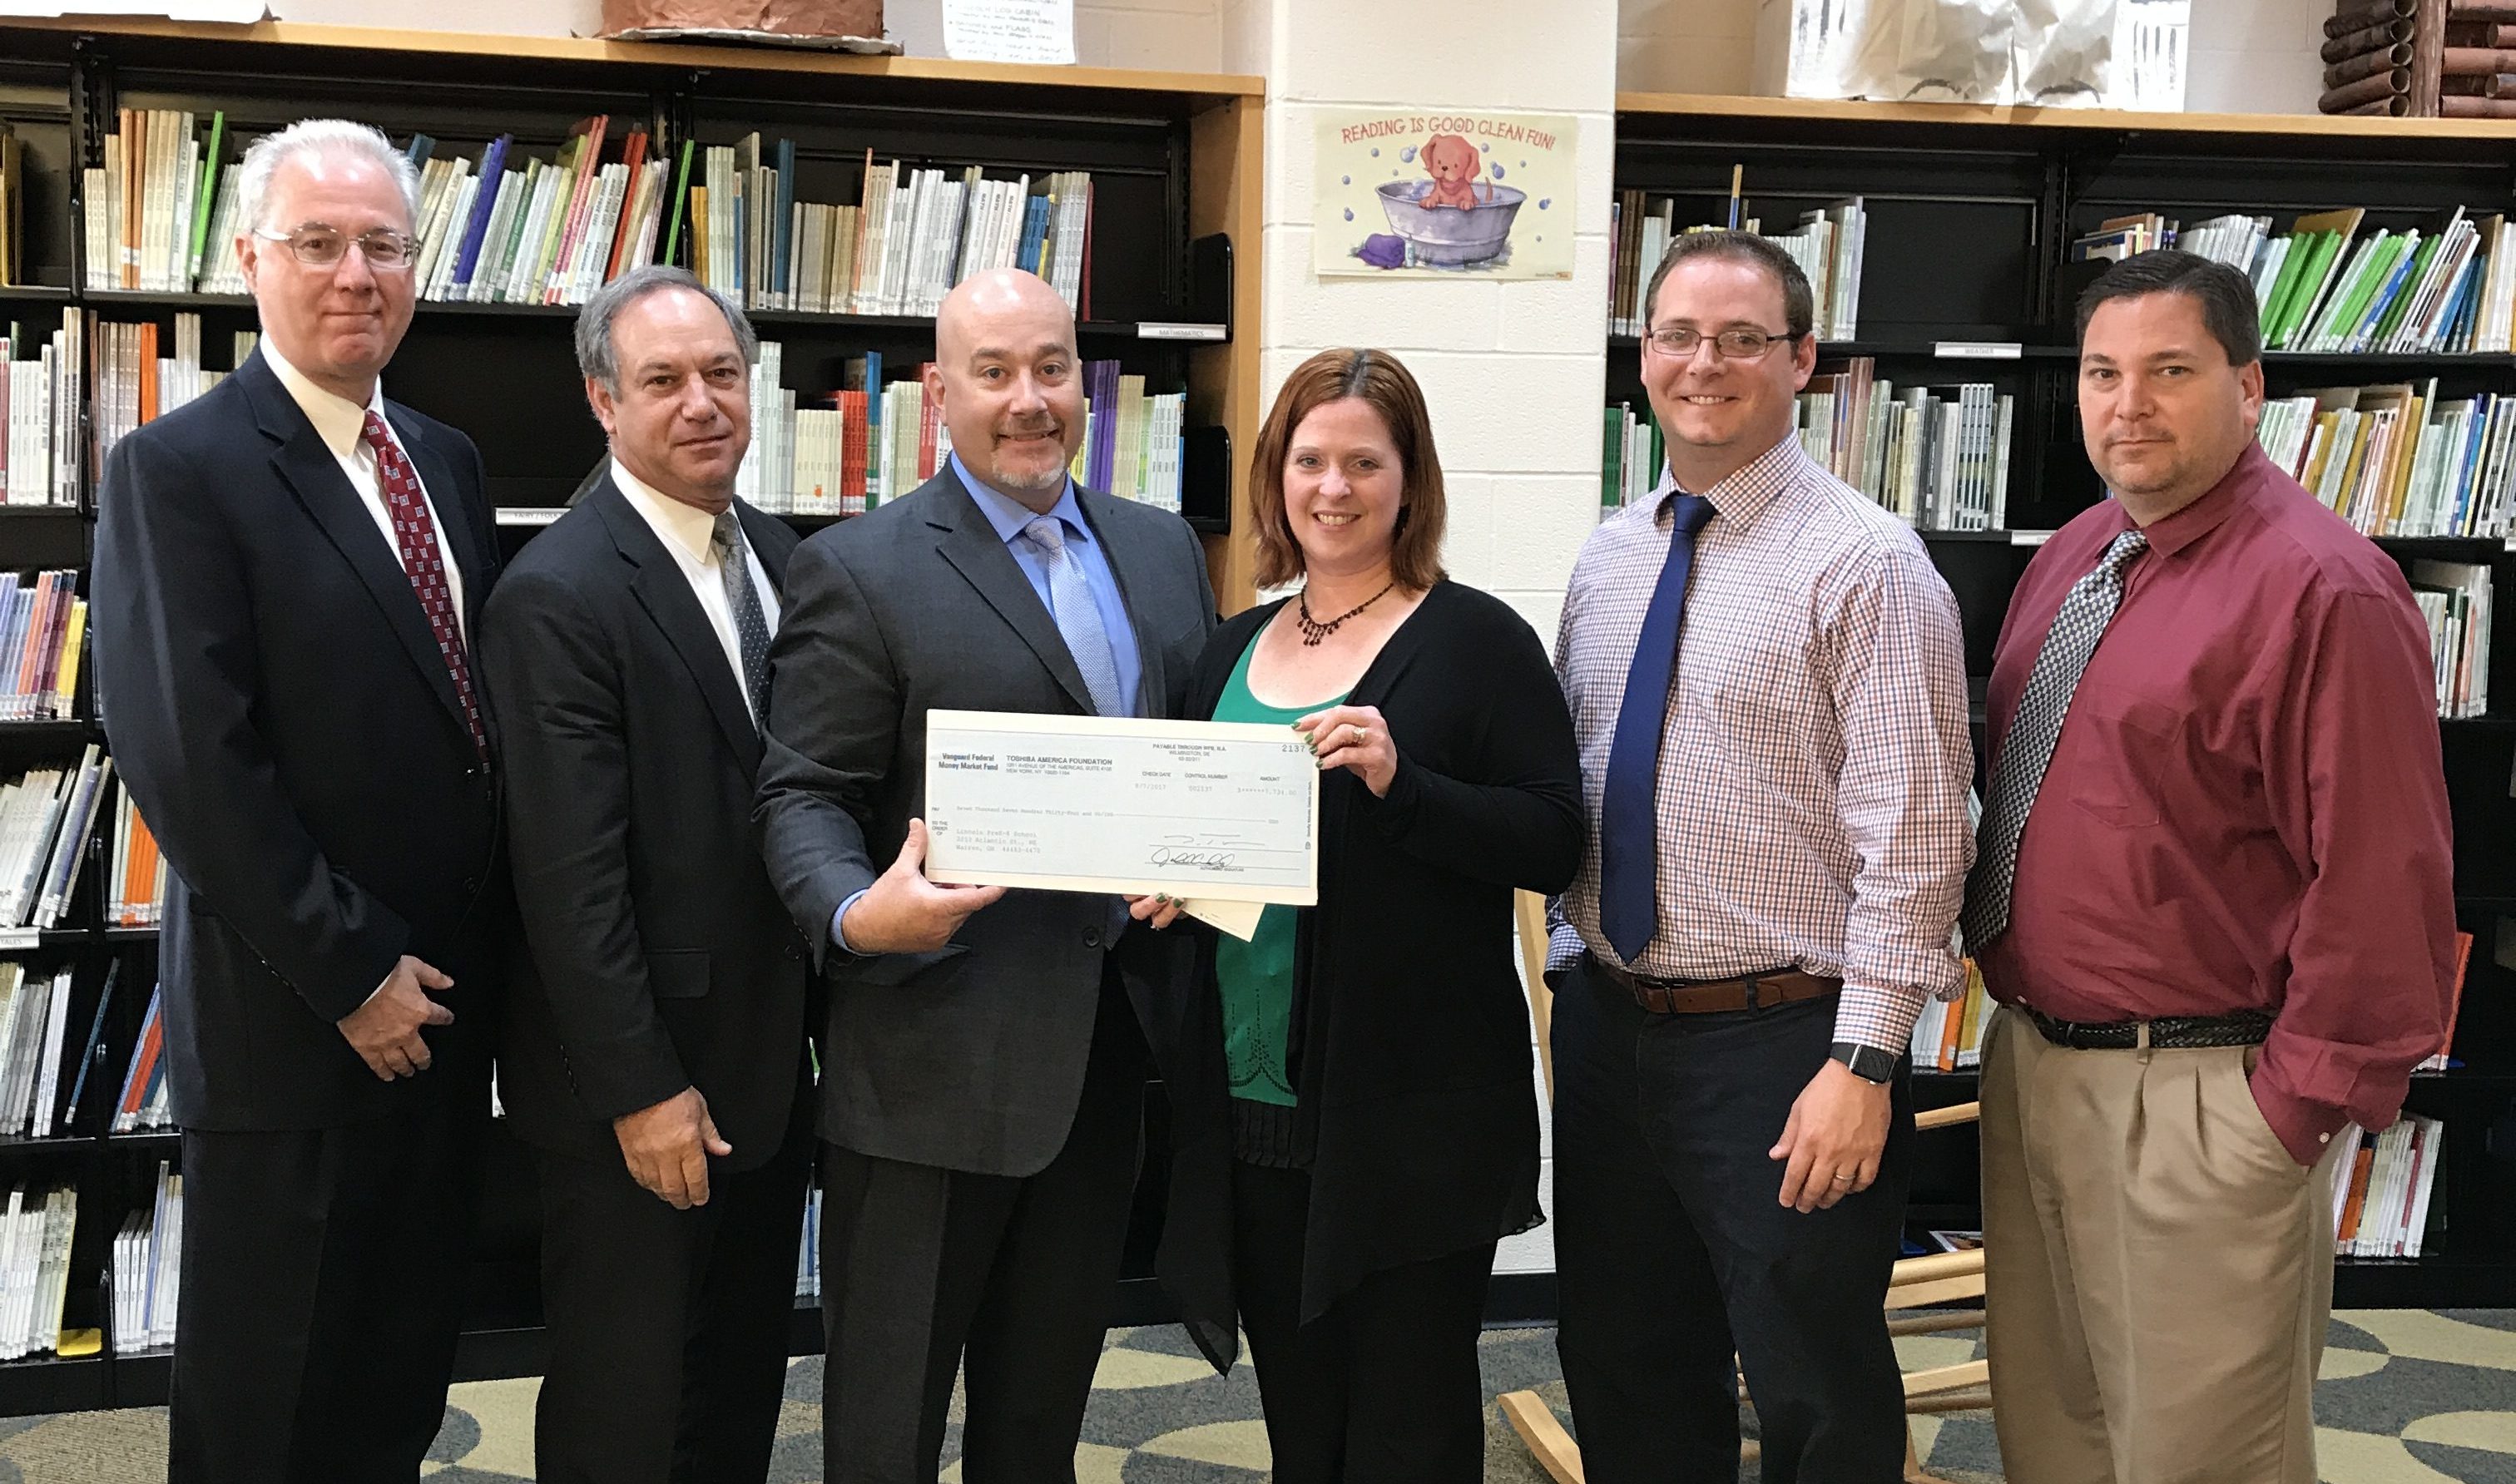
[1600,492,1716,963]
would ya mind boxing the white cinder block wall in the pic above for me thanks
[1226,0,1621,643]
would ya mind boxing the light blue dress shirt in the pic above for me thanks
[833,453,1146,953]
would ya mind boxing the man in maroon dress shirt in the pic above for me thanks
[1962,249,2457,1484]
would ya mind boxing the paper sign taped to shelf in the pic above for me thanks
[496,508,567,527]
[941,0,1074,64]
[1137,322,1229,341]
[0,929,38,951]
[1935,341,2023,360]
[2009,530,2053,547]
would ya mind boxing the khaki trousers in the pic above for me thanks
[1979,1007,2344,1484]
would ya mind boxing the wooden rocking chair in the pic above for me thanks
[1500,893,1989,1484]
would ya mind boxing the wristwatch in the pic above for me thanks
[1830,1041,1897,1085]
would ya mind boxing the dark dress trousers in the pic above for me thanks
[478,473,815,1484]
[91,347,508,1484]
[1158,584,1584,1483]
[755,465,1214,1483]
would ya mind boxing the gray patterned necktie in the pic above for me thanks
[1960,527,2150,949]
[1020,514,1126,717]
[711,510,773,724]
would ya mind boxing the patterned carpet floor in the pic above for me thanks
[2,1310,2512,1481]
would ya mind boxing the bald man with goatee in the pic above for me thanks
[756,269,1216,1482]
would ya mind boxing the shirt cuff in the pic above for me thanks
[2251,1071,2350,1168]
[1833,981,1930,1060]
[1544,920,1587,983]
[832,890,871,957]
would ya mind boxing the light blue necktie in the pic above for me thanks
[1021,515,1126,717]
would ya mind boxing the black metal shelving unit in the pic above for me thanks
[0,19,1256,1415]
[1612,99,2516,1312]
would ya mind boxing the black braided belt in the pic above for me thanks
[2018,1003,2274,1051]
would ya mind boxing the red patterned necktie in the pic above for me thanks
[359,410,488,759]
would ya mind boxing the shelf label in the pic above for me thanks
[0,929,39,951]
[1935,341,2023,360]
[496,507,567,527]
[2009,530,2053,547]
[1136,322,1228,342]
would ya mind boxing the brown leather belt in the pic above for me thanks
[1594,959,1843,1016]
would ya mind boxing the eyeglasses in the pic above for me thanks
[253,225,419,271]
[1645,325,1799,360]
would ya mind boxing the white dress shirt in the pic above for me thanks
[613,460,781,722]
[261,340,467,640]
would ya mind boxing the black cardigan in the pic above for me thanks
[1152,580,1584,1363]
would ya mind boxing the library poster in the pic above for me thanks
[1311,108,1578,280]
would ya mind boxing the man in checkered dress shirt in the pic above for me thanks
[1548,231,1974,1482]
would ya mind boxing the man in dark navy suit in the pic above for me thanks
[93,119,506,1484]
[480,266,813,1484]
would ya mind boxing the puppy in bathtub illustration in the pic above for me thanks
[1419,134,1490,210]
[1354,133,1528,270]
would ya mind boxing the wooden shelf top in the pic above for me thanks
[0,16,1264,102]
[1616,89,2516,142]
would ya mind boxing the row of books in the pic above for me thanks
[2,311,82,507]
[1908,961,1991,1072]
[1068,360,1186,515]
[1607,189,1865,341]
[0,571,85,722]
[89,110,1100,319]
[111,1161,179,1355]
[1796,366,2013,532]
[92,314,220,473]
[84,111,225,297]
[736,349,1185,517]
[395,119,666,309]
[2408,561,2492,721]
[106,794,166,930]
[2256,381,2516,539]
[2081,206,2510,357]
[693,139,1093,319]
[1600,403,1667,512]
[2329,1115,2444,1259]
[0,1186,81,1360]
[0,964,81,1139]
[111,985,169,1135]
[0,749,111,932]
[735,345,942,517]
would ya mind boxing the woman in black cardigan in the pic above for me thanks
[1135,348,1582,1482]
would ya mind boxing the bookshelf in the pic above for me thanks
[1611,92,2516,1309]
[0,17,1265,1416]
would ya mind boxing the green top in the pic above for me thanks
[1211,628,1347,1108]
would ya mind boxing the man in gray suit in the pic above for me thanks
[758,267,1216,1482]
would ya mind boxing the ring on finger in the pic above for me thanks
[1350,724,1368,743]
[1830,1173,1855,1185]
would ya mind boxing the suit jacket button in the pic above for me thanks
[1082,928,1102,949]
[462,876,479,893]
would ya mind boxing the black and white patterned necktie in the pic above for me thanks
[711,510,774,724]
[1960,527,2149,949]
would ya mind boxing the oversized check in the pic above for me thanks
[923,710,1319,905]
